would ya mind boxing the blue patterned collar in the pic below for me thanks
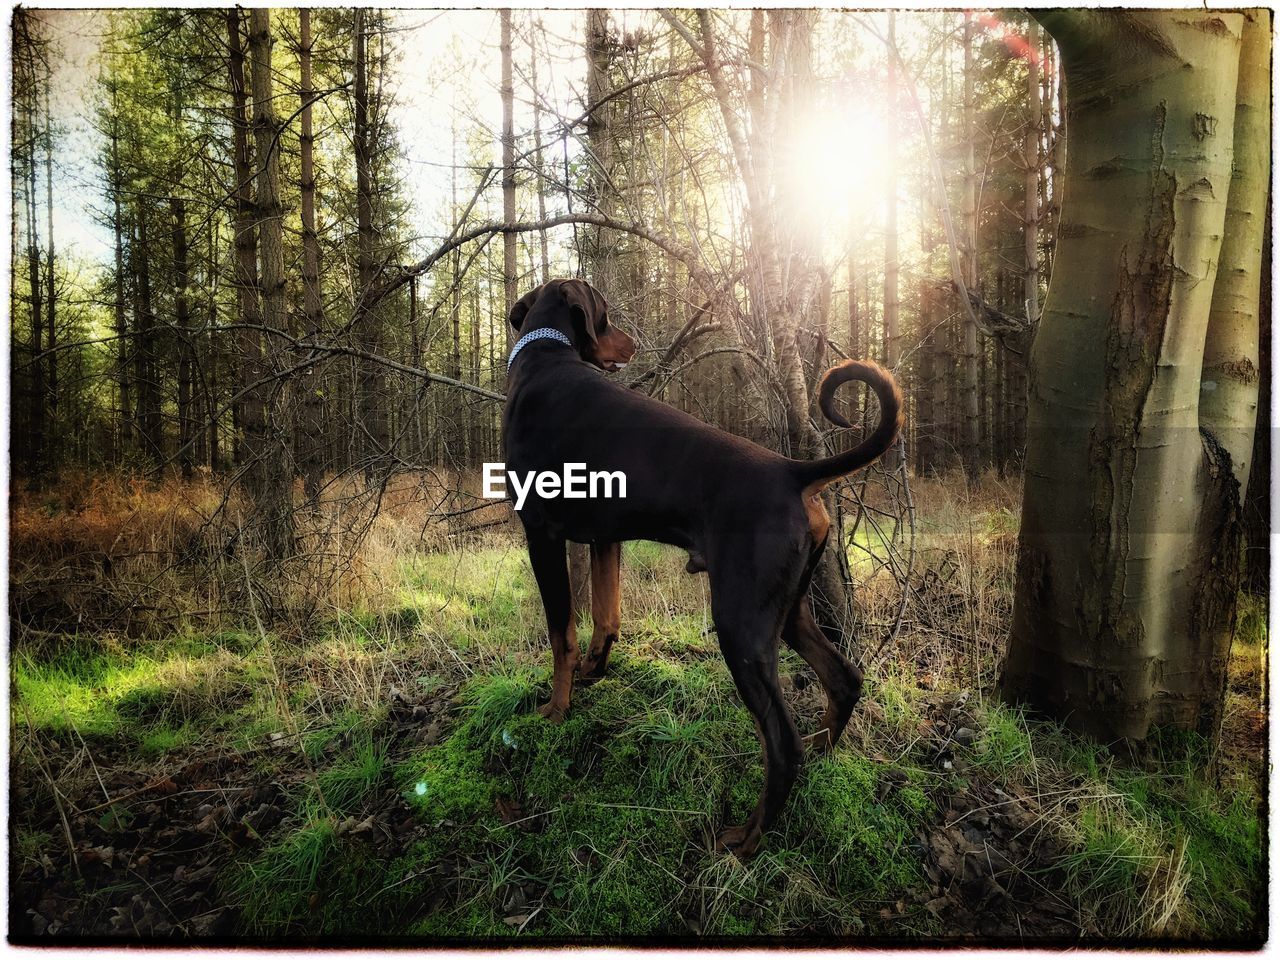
[508,327,573,372]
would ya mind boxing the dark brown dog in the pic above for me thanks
[502,278,902,857]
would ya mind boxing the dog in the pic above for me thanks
[502,278,902,858]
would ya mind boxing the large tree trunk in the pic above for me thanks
[1242,195,1270,596]
[298,8,325,500]
[1188,10,1271,729]
[1001,10,1252,740]
[249,7,295,557]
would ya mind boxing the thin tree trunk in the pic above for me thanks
[882,11,901,471]
[43,78,56,457]
[501,8,518,339]
[299,8,325,499]
[172,197,193,480]
[1024,23,1041,327]
[846,244,862,444]
[960,11,980,481]
[110,124,130,459]
[249,7,295,555]
[226,8,265,481]
[206,217,220,470]
[25,88,44,474]
[531,22,550,282]
[135,212,163,459]
[585,9,616,293]
[353,9,383,477]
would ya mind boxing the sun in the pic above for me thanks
[781,96,893,236]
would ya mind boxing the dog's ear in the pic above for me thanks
[559,278,607,346]
[508,284,545,332]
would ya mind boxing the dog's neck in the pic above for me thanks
[507,327,574,373]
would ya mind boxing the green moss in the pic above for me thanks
[374,653,932,938]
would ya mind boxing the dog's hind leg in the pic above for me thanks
[525,531,579,723]
[715,642,804,859]
[579,541,621,683]
[782,594,864,754]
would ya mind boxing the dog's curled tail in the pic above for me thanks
[794,359,903,493]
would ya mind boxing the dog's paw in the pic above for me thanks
[715,824,760,860]
[536,701,566,724]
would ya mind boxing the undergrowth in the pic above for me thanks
[8,471,1268,943]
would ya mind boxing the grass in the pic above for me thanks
[7,471,1268,943]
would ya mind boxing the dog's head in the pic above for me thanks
[508,278,637,372]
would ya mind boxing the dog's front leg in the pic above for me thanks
[525,530,579,723]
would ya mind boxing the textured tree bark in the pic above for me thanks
[1184,11,1271,733]
[299,8,326,500]
[1002,10,1246,740]
[1242,196,1270,596]
[249,7,295,558]
[1200,11,1270,482]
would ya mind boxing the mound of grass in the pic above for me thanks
[229,649,934,938]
